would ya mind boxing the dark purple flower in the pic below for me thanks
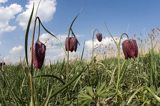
[65,36,78,52]
[122,39,138,59]
[65,37,70,51]
[0,62,5,66]
[96,33,103,42]
[32,41,46,69]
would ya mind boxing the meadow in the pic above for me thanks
[1,2,160,106]
[1,52,160,106]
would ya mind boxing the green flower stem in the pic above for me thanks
[24,3,35,106]
[105,24,129,103]
[66,15,79,80]
[29,72,35,106]
[92,29,99,59]
[116,33,129,102]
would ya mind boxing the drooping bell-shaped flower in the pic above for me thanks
[65,36,78,52]
[32,41,46,69]
[96,33,103,42]
[122,39,138,59]
[65,37,70,51]
[0,62,5,66]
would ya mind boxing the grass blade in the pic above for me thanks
[33,74,65,85]
[81,41,85,60]
[49,65,88,101]
[146,87,160,102]
[127,87,144,105]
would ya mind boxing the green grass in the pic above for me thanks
[1,52,160,105]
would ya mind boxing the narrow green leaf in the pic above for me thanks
[69,14,79,31]
[109,66,117,85]
[25,4,34,65]
[68,14,79,38]
[49,65,88,100]
[81,41,85,60]
[42,87,53,106]
[37,17,58,39]
[72,74,81,91]
[33,74,65,85]
[146,87,160,102]
[127,87,144,105]
[86,87,94,97]
[96,83,106,96]
[70,28,80,45]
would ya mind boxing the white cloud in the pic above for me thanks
[85,37,127,58]
[10,45,23,54]
[0,3,22,33]
[17,0,57,29]
[85,36,127,49]
[40,33,66,48]
[0,0,7,3]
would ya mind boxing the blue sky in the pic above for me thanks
[0,0,160,63]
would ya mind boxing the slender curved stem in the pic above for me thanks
[68,14,79,37]
[30,15,58,106]
[35,0,42,17]
[70,28,80,45]
[116,33,129,103]
[81,41,85,60]
[104,23,130,103]
[104,23,118,47]
[118,33,129,45]
[29,4,36,106]
[92,29,99,58]
[37,18,40,41]
[66,15,79,75]
[31,17,38,68]
[35,17,58,39]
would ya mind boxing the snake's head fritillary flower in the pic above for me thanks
[65,36,78,52]
[32,41,46,69]
[122,39,138,59]
[96,33,103,42]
